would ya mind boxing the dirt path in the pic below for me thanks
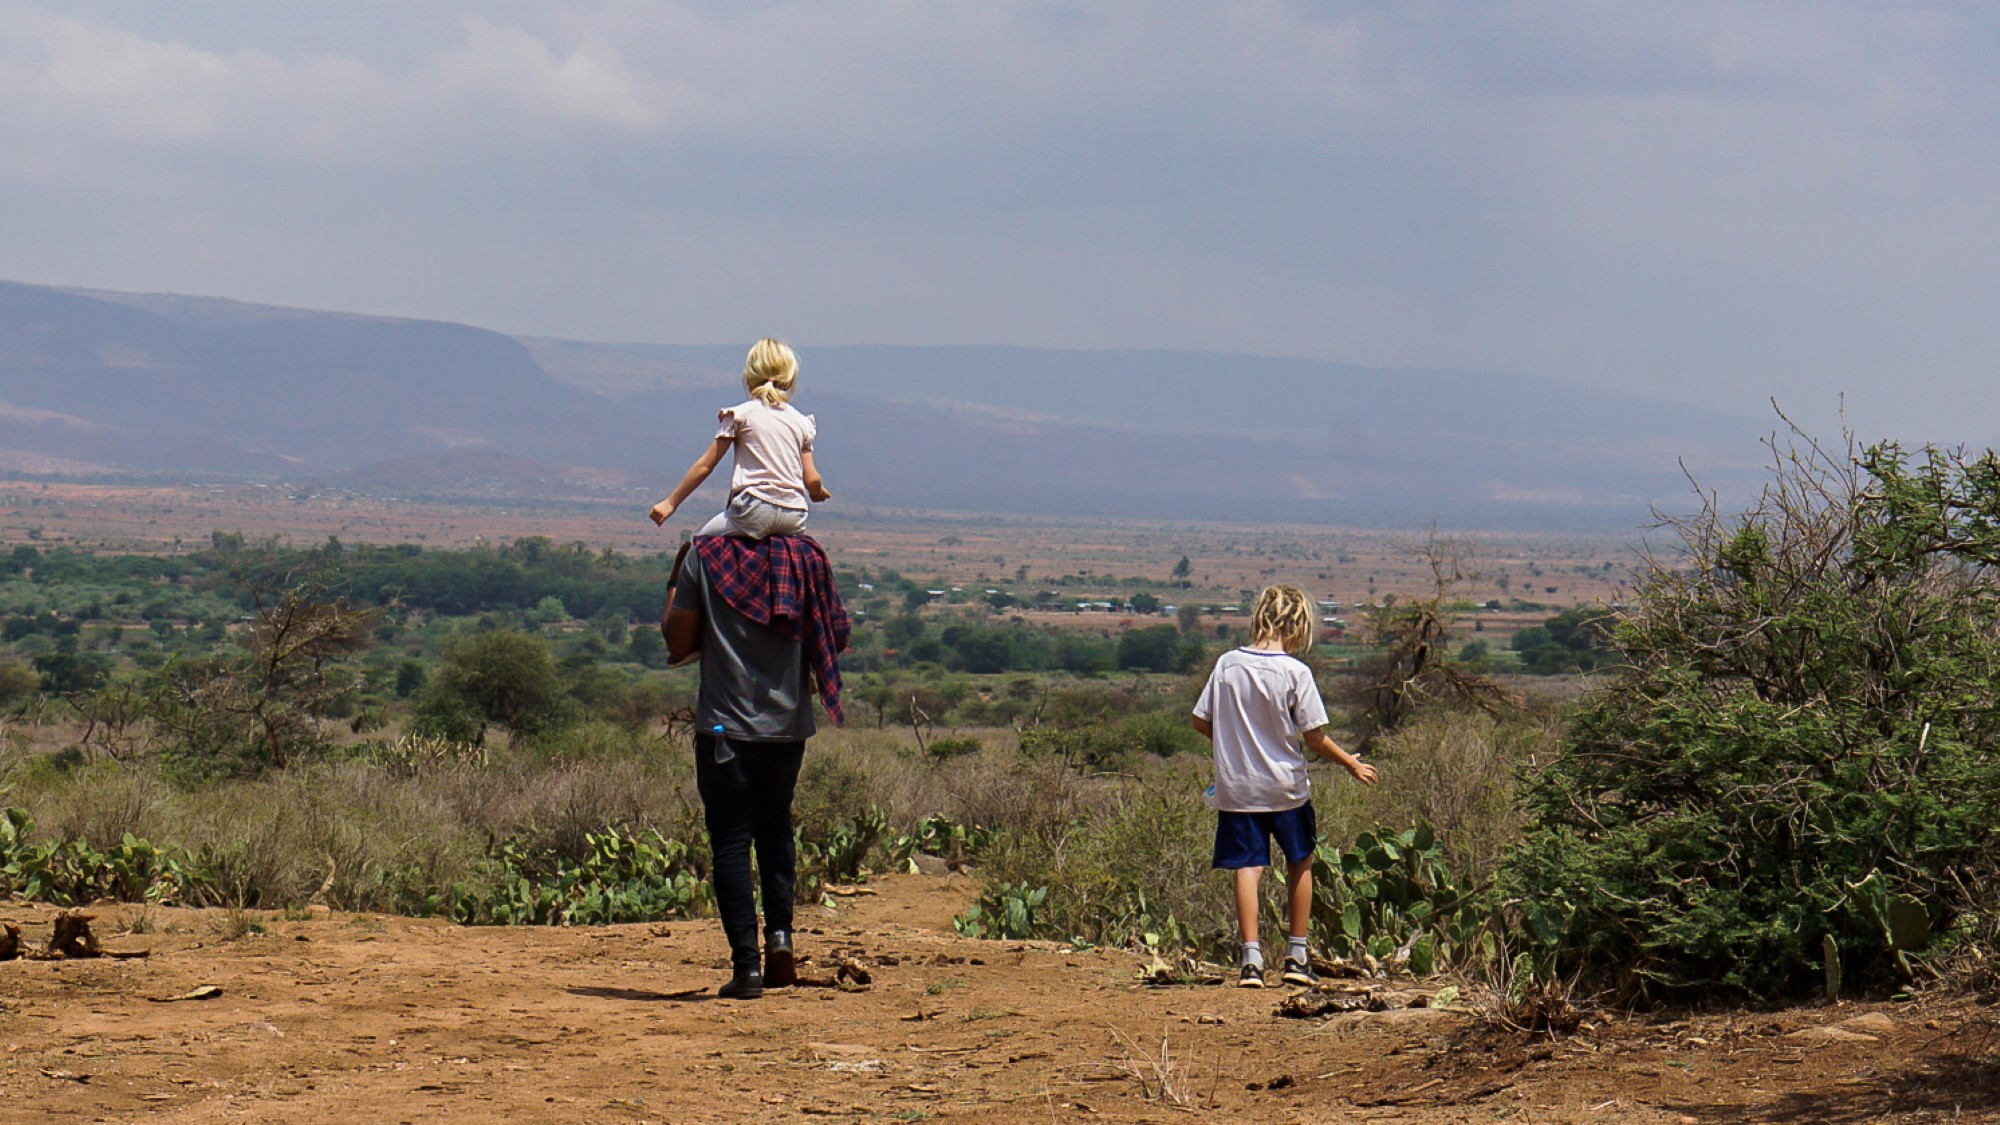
[2,876,1993,1123]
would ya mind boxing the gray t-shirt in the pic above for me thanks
[671,551,817,742]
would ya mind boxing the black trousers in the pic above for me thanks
[693,733,805,971]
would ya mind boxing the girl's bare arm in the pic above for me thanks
[650,437,732,525]
[802,449,831,502]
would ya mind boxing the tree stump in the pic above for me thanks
[47,911,101,958]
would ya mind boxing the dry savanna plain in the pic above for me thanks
[2,483,1996,1122]
[0,479,1632,626]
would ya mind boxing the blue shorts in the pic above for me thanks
[1212,802,1317,869]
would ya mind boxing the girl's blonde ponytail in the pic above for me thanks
[743,338,798,407]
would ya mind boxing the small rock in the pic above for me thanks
[1839,1013,1897,1035]
[1786,1026,1879,1044]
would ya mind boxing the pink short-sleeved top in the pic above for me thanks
[716,399,816,510]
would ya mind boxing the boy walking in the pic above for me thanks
[1192,585,1377,987]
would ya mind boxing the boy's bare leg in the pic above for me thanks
[1286,858,1313,939]
[1233,866,1264,945]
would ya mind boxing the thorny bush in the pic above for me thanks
[1504,429,2000,1001]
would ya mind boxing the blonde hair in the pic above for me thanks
[743,338,799,408]
[1249,584,1317,656]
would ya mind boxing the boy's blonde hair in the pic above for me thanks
[1249,584,1317,657]
[743,338,799,408]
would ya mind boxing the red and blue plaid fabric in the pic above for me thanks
[692,533,851,724]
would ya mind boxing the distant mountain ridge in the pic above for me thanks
[0,281,1765,527]
[549,341,1728,446]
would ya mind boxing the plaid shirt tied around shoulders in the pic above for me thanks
[691,534,852,724]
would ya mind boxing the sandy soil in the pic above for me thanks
[2,876,1993,1124]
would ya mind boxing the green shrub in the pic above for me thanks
[798,807,891,889]
[0,659,38,708]
[1503,437,2000,1001]
[1018,725,1137,772]
[446,826,710,926]
[954,883,1047,940]
[413,629,572,742]
[1116,625,1194,673]
[889,814,998,870]
[923,735,983,761]
[1015,710,1207,773]
[1118,711,1207,758]
[0,808,212,906]
[1310,823,1485,975]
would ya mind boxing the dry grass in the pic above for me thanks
[1,719,1096,914]
[209,907,266,942]
[1317,710,1559,881]
[1107,1024,1194,1107]
[116,906,158,936]
[3,702,1559,962]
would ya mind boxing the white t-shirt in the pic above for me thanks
[716,399,816,510]
[1192,647,1329,813]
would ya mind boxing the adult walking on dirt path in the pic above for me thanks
[663,534,850,999]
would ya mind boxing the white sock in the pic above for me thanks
[1241,941,1263,969]
[1287,937,1309,964]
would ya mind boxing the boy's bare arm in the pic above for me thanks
[1304,727,1377,785]
[650,437,732,525]
[802,450,832,502]
[1191,714,1213,739]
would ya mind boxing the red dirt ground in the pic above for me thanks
[2,876,1994,1123]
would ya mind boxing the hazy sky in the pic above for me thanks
[2,2,1995,441]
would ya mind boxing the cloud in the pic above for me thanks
[0,6,678,168]
[0,2,1996,442]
